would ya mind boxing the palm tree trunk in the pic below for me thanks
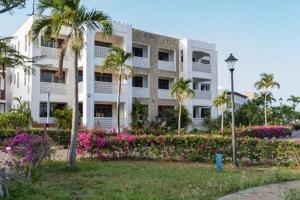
[264,92,267,126]
[178,98,183,134]
[221,110,224,133]
[68,50,79,169]
[117,67,122,134]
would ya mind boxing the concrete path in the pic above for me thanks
[218,181,300,200]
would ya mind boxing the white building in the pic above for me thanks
[7,15,218,130]
[218,86,248,112]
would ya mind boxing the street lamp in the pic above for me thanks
[225,53,238,168]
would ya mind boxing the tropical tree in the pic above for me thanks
[213,91,231,132]
[254,73,280,125]
[170,78,195,134]
[30,0,112,169]
[287,95,300,122]
[100,45,132,133]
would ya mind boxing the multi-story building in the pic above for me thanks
[218,86,248,111]
[7,16,218,130]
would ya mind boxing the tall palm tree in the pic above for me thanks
[170,78,195,134]
[213,91,231,132]
[100,45,133,133]
[254,73,280,125]
[30,0,112,169]
[287,95,300,122]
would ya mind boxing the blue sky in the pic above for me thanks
[1,0,300,106]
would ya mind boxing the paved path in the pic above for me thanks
[218,181,300,200]
[288,130,300,140]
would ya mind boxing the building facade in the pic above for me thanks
[7,16,218,130]
[218,86,249,111]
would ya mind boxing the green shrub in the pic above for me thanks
[53,106,72,129]
[159,105,191,129]
[0,112,31,129]
[131,99,148,129]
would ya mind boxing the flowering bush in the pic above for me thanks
[239,126,293,138]
[1,132,54,178]
[77,133,300,166]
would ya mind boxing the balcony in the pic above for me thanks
[40,82,68,95]
[158,89,175,99]
[192,62,211,73]
[94,117,127,129]
[39,117,56,124]
[94,81,125,94]
[41,46,68,60]
[192,118,204,128]
[94,46,110,58]
[194,90,212,100]
[132,56,150,68]
[132,87,150,98]
[0,90,5,100]
[158,60,176,71]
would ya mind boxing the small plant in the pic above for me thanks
[280,188,300,200]
[53,106,73,129]
[131,99,148,129]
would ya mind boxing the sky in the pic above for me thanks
[1,0,300,107]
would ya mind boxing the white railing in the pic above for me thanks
[158,60,176,71]
[158,89,175,99]
[94,46,111,58]
[192,62,211,73]
[40,82,68,95]
[41,46,68,60]
[194,90,212,100]
[132,56,150,68]
[94,117,126,129]
[39,117,56,124]
[132,87,150,98]
[192,118,204,128]
[94,81,125,94]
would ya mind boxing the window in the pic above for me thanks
[79,103,83,117]
[158,52,169,61]
[95,41,112,47]
[201,84,210,91]
[40,70,65,83]
[181,50,183,62]
[158,105,175,118]
[132,47,143,57]
[39,102,67,117]
[41,37,64,48]
[9,75,12,86]
[95,73,112,82]
[94,104,112,117]
[193,82,198,90]
[78,70,83,82]
[158,79,169,89]
[201,108,211,118]
[192,57,196,62]
[132,76,143,87]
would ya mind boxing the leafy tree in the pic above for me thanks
[100,45,133,133]
[170,78,195,134]
[53,106,72,129]
[131,99,148,129]
[254,73,280,125]
[213,91,231,132]
[287,95,300,122]
[30,0,112,169]
[235,100,263,127]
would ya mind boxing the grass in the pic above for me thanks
[6,159,300,200]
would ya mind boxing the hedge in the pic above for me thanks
[78,133,300,166]
[0,129,70,146]
[239,126,293,138]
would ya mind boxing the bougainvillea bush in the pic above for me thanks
[1,131,54,178]
[239,126,293,138]
[77,131,300,166]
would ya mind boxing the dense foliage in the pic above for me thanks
[159,105,191,130]
[53,106,73,129]
[77,131,300,166]
[0,112,31,129]
[131,99,148,129]
[240,126,293,138]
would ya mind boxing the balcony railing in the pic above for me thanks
[40,82,68,95]
[192,118,204,128]
[192,62,211,73]
[94,46,111,58]
[132,56,150,68]
[132,87,150,98]
[158,60,176,71]
[0,90,5,100]
[158,89,175,99]
[194,90,212,100]
[39,117,56,124]
[41,46,68,60]
[94,81,125,94]
[94,117,126,129]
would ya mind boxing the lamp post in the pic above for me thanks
[225,53,238,168]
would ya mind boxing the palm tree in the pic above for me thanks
[287,95,300,122]
[170,78,195,134]
[30,0,112,169]
[254,73,280,125]
[100,45,133,133]
[213,91,231,132]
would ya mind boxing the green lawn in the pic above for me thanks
[7,160,300,200]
